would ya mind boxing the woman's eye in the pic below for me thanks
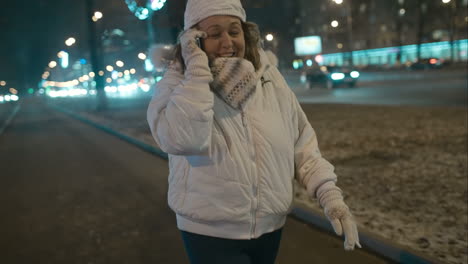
[230,31,240,36]
[209,33,221,38]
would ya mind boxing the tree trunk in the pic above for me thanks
[85,0,107,111]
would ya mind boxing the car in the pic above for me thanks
[302,65,360,89]
[407,58,443,70]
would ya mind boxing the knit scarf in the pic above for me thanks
[209,57,262,110]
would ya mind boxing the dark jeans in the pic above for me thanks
[180,228,283,264]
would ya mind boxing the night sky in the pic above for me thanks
[0,0,90,91]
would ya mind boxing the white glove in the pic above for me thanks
[179,29,211,80]
[317,182,362,251]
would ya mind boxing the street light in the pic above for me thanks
[399,8,406,16]
[331,20,339,27]
[138,52,147,60]
[265,34,274,41]
[48,61,57,68]
[65,37,76,46]
[334,0,343,4]
[115,60,124,67]
[92,11,103,22]
[442,0,451,3]
[94,11,103,19]
[0,81,6,86]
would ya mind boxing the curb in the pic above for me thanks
[51,104,438,264]
[51,105,167,159]
[0,103,21,136]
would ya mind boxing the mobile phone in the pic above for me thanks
[196,37,204,50]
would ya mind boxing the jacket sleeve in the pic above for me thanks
[293,96,338,199]
[146,66,214,155]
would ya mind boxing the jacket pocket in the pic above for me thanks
[179,180,250,222]
[167,156,189,212]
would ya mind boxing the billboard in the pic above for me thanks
[294,36,322,56]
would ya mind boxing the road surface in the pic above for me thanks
[290,69,467,106]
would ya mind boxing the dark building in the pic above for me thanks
[293,0,467,64]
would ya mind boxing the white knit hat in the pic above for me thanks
[184,0,247,30]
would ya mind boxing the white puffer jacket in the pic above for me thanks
[147,49,337,239]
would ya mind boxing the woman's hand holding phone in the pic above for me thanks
[179,29,211,79]
[180,29,207,61]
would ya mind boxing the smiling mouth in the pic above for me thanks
[218,52,236,57]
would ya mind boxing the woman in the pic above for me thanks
[147,0,361,263]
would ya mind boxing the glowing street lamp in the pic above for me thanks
[0,81,6,86]
[442,0,451,3]
[331,20,339,27]
[333,0,343,4]
[265,34,274,42]
[94,11,103,19]
[399,8,406,16]
[138,52,147,60]
[65,37,76,47]
[48,61,57,68]
[92,11,103,22]
[115,60,124,67]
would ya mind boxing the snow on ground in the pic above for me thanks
[57,100,467,264]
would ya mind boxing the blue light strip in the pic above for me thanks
[322,39,468,66]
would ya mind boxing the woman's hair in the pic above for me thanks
[172,21,262,71]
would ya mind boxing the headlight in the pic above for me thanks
[331,73,345,80]
[350,71,360,78]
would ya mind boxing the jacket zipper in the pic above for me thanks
[241,109,258,239]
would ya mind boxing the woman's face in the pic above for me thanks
[197,15,245,61]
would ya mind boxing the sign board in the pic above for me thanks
[294,36,322,56]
